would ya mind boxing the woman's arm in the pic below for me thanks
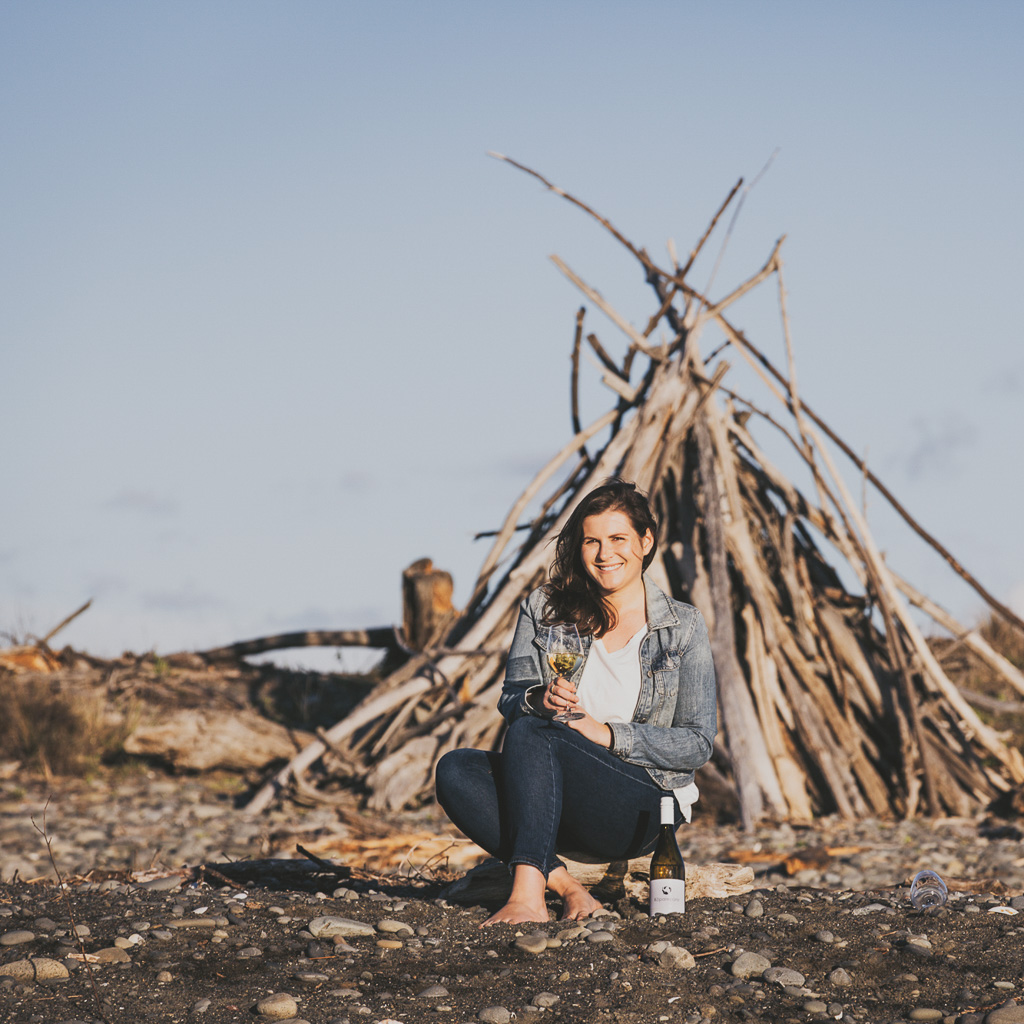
[497,595,548,724]
[605,610,717,772]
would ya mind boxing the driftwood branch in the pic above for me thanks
[194,628,399,663]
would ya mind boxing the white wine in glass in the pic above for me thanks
[546,623,584,722]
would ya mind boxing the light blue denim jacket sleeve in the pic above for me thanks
[497,576,718,791]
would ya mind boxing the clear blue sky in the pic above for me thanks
[3,1,1023,665]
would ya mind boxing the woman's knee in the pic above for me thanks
[504,713,550,750]
[435,747,496,808]
[434,748,469,803]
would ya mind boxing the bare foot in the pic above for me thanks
[545,867,603,921]
[558,882,602,921]
[480,899,551,927]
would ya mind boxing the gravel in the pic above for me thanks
[2,771,1024,1023]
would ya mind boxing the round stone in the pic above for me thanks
[803,1001,828,1013]
[157,970,173,983]
[908,1010,944,1022]
[532,992,560,1007]
[514,933,548,954]
[376,919,413,935]
[478,1008,512,1024]
[307,916,375,939]
[814,930,835,943]
[95,947,131,963]
[192,997,212,1013]
[731,951,772,978]
[376,939,403,949]
[256,991,299,1019]
[417,984,449,997]
[763,966,805,987]
[829,967,852,986]
[658,945,696,970]
[586,930,614,943]
[985,1007,1024,1024]
[0,959,34,981]
[30,957,70,981]
[744,898,764,918]
[0,930,35,946]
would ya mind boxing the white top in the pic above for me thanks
[577,625,700,823]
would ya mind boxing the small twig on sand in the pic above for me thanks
[32,799,111,1024]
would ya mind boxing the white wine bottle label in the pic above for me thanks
[649,878,686,915]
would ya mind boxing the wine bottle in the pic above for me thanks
[649,795,686,915]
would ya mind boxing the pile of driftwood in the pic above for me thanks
[228,158,1024,829]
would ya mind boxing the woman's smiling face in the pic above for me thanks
[580,509,654,596]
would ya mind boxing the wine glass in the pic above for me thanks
[546,623,584,722]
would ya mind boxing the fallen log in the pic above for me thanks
[441,857,755,904]
[123,708,313,772]
[192,628,399,663]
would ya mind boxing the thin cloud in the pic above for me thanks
[981,364,1024,396]
[104,490,179,517]
[902,416,976,480]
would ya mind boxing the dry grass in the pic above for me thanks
[0,674,134,778]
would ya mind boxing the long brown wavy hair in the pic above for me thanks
[543,480,658,636]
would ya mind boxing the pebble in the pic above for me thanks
[478,1007,512,1024]
[0,930,35,946]
[377,919,414,935]
[0,959,35,982]
[731,952,771,978]
[307,916,375,939]
[417,984,449,997]
[532,992,560,1007]
[908,1011,944,1022]
[376,938,403,949]
[95,946,131,962]
[514,933,548,954]
[743,897,764,917]
[985,1007,1024,1024]
[0,956,70,981]
[658,945,696,970]
[764,966,805,986]
[256,991,300,1019]
[829,967,853,986]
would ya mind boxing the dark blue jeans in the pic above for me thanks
[435,715,678,878]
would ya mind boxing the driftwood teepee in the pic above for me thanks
[244,157,1024,828]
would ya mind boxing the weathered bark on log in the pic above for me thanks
[124,709,313,772]
[402,559,455,650]
[193,628,399,662]
[441,857,755,904]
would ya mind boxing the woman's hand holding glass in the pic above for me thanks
[543,624,584,722]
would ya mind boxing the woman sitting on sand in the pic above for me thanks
[435,480,717,926]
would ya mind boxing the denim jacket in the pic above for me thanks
[497,576,717,790]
